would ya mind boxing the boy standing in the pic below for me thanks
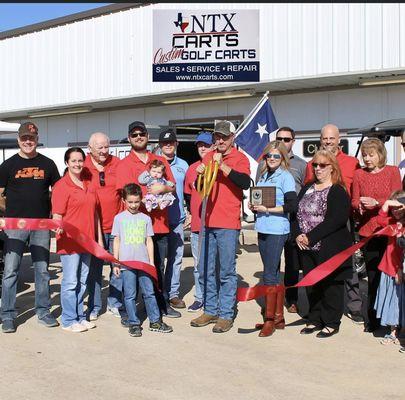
[112,183,172,337]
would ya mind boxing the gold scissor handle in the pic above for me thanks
[196,160,219,198]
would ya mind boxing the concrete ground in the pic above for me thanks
[0,230,403,400]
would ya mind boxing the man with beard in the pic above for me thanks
[115,121,180,319]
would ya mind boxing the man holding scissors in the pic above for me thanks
[190,120,251,333]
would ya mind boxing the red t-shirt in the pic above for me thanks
[352,165,402,237]
[84,154,121,233]
[184,161,202,233]
[52,173,99,254]
[115,151,175,234]
[202,147,250,230]
[304,150,360,197]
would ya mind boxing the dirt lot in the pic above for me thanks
[0,231,403,400]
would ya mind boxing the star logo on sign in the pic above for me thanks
[255,123,269,139]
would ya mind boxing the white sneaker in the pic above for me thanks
[89,313,98,321]
[80,320,96,329]
[62,322,88,333]
[107,307,121,318]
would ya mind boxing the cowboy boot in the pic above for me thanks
[258,290,278,337]
[274,284,286,330]
[255,286,274,330]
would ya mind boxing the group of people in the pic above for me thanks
[0,119,404,348]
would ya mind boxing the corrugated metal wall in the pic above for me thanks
[1,3,405,113]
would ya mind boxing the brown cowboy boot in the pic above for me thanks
[256,290,277,337]
[274,285,286,330]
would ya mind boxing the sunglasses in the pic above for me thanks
[99,171,105,187]
[264,153,282,160]
[276,137,293,143]
[129,131,147,139]
[312,162,331,169]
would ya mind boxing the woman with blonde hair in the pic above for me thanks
[293,150,352,338]
[352,138,402,332]
[248,140,297,337]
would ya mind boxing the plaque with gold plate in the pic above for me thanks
[250,186,276,208]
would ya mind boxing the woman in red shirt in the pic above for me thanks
[52,147,102,333]
[352,138,402,332]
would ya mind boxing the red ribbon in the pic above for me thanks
[237,224,401,302]
[0,218,158,284]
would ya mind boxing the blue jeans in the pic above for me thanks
[1,229,51,321]
[60,253,91,327]
[166,222,184,300]
[258,232,289,285]
[87,233,123,314]
[198,228,239,320]
[121,269,160,325]
[190,232,202,302]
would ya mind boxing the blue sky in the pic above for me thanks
[0,3,112,32]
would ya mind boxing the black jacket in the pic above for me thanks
[291,183,353,281]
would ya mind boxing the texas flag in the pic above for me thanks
[235,94,278,161]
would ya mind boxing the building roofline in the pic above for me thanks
[0,3,152,41]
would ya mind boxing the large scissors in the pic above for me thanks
[195,159,219,265]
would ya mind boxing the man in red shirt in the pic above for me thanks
[84,132,122,321]
[304,124,363,324]
[115,121,180,319]
[190,120,251,333]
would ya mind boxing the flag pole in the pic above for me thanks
[235,91,269,137]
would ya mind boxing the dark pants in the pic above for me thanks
[302,250,345,330]
[362,236,386,327]
[152,233,168,312]
[344,218,362,314]
[283,237,302,305]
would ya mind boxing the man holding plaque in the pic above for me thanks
[190,120,250,333]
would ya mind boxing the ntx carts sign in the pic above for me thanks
[153,9,259,82]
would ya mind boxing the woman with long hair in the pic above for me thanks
[293,150,352,338]
[248,140,297,337]
[52,147,103,333]
[352,138,402,332]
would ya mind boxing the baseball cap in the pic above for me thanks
[195,131,213,145]
[159,129,177,143]
[128,121,147,135]
[18,122,38,137]
[214,120,236,136]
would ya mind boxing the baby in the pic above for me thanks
[138,159,176,212]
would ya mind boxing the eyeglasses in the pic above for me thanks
[312,162,331,169]
[276,137,293,143]
[264,153,282,160]
[99,171,105,187]
[129,131,147,139]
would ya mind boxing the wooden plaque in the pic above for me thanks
[250,186,276,208]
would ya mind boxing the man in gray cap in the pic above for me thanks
[0,122,61,333]
[191,120,251,333]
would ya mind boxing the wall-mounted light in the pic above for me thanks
[359,75,405,87]
[161,90,254,105]
[28,106,93,118]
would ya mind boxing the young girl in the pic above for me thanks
[374,190,405,345]
[138,159,176,212]
[112,183,172,337]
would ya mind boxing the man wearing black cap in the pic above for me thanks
[0,122,61,333]
[115,121,180,318]
[158,129,189,312]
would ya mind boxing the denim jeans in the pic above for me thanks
[1,229,51,321]
[121,269,160,325]
[198,228,239,320]
[60,253,91,327]
[258,233,289,285]
[166,223,184,300]
[87,233,123,314]
[190,232,202,302]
